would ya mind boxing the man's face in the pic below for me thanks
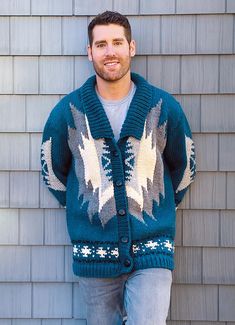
[88,24,136,82]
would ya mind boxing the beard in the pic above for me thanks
[92,55,132,82]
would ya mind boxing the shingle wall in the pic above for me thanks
[0,0,234,323]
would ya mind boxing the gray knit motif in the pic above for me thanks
[68,103,116,227]
[125,99,167,223]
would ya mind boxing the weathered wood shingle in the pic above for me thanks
[33,283,72,318]
[11,17,40,55]
[171,284,218,321]
[41,17,62,55]
[0,133,29,170]
[0,284,31,318]
[183,210,219,247]
[176,0,225,14]
[161,15,196,54]
[196,15,233,54]
[0,209,18,244]
[140,0,175,14]
[39,57,74,94]
[190,172,226,209]
[148,56,180,93]
[0,17,10,54]
[201,95,235,132]
[181,55,219,94]
[31,0,73,16]
[14,57,39,94]
[74,0,112,15]
[0,95,25,132]
[0,0,30,15]
[0,57,13,94]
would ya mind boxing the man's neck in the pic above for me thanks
[96,72,132,100]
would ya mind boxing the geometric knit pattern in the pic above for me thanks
[67,99,168,225]
[124,99,167,223]
[41,137,66,191]
[59,99,169,226]
[73,237,174,261]
[176,135,196,193]
[68,103,116,227]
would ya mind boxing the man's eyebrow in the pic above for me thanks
[113,38,125,42]
[94,38,125,45]
[94,40,106,45]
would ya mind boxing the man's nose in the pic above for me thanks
[105,45,115,56]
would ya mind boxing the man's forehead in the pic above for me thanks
[92,24,126,40]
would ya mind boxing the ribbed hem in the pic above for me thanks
[133,253,174,271]
[72,253,174,278]
[73,261,121,278]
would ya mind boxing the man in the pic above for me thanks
[41,11,196,325]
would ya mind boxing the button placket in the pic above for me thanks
[109,139,133,273]
[116,180,123,187]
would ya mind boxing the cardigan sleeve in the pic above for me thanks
[164,102,196,207]
[40,104,72,207]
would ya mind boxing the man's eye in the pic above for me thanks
[114,42,122,46]
[97,43,105,48]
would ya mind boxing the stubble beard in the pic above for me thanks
[92,55,132,82]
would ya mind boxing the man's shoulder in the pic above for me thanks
[150,84,178,107]
[149,83,184,128]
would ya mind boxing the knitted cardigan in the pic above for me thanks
[41,73,196,278]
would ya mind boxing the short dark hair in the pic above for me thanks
[88,11,132,46]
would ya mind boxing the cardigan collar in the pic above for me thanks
[80,72,153,140]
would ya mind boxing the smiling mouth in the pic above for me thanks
[104,61,119,66]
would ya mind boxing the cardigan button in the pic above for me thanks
[113,150,119,157]
[116,180,123,187]
[120,236,129,243]
[124,259,131,267]
[118,209,126,216]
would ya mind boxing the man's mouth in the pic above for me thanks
[104,61,119,66]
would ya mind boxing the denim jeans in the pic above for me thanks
[78,268,172,325]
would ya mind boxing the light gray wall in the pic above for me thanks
[0,0,234,324]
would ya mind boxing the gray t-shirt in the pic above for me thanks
[96,82,136,141]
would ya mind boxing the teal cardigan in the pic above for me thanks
[41,73,196,278]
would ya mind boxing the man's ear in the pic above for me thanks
[87,45,93,62]
[130,40,136,57]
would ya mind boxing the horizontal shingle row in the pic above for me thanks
[0,56,93,94]
[0,15,234,55]
[1,133,235,171]
[2,283,234,320]
[0,320,87,325]
[171,284,235,321]
[0,245,235,284]
[2,0,235,15]
[1,171,235,208]
[0,208,69,245]
[1,208,234,247]
[1,55,235,94]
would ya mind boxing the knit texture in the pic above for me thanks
[41,73,196,278]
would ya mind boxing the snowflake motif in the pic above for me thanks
[96,247,107,258]
[73,246,79,254]
[81,245,92,257]
[164,240,173,251]
[145,240,160,250]
[73,237,174,261]
[132,244,140,254]
[111,248,119,258]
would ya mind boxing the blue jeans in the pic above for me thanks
[79,268,172,325]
